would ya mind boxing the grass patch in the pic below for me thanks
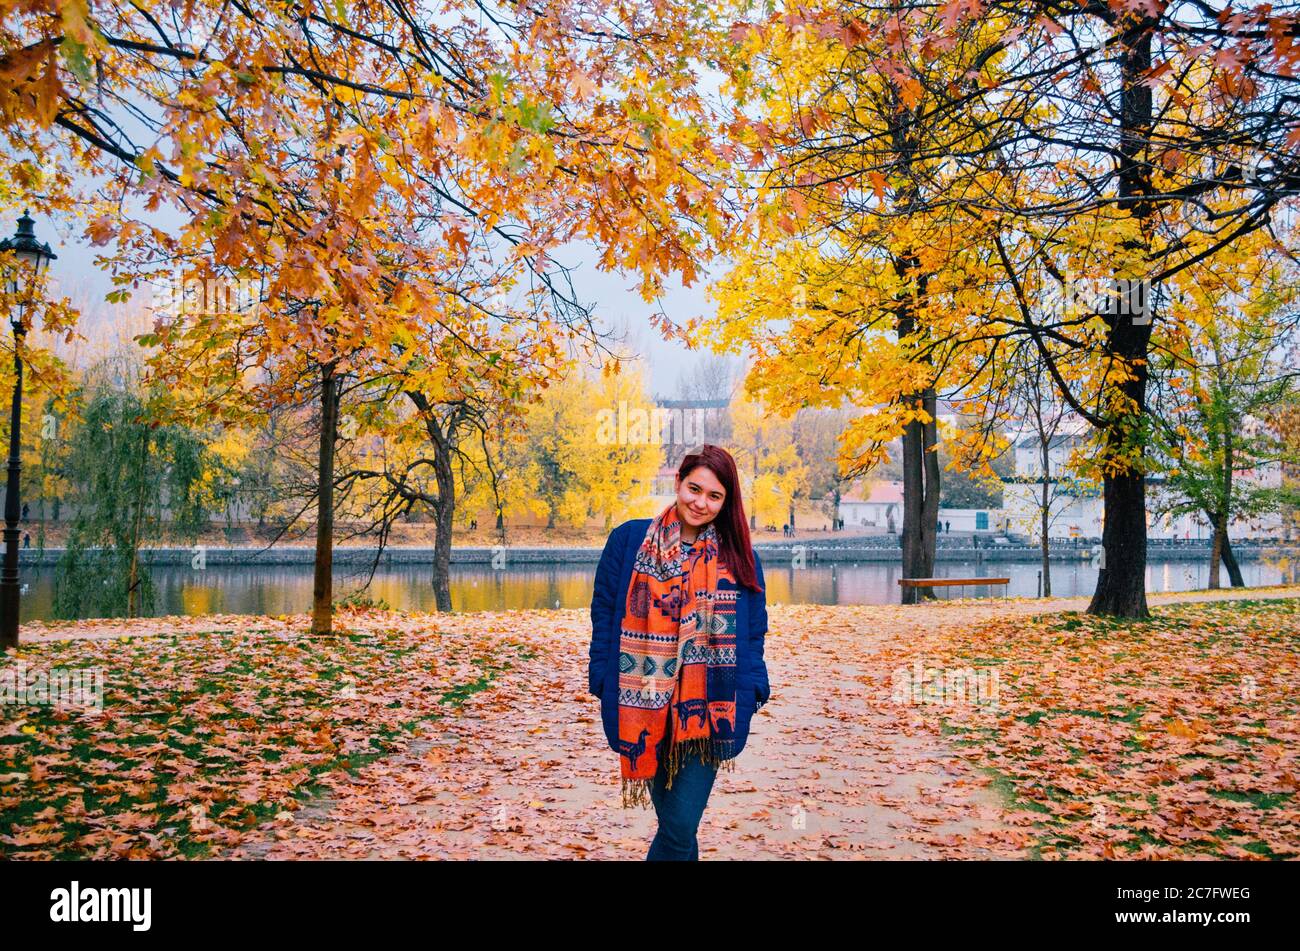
[0,622,529,859]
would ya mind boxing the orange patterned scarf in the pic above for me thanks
[616,502,739,809]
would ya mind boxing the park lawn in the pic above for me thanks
[0,612,532,859]
[919,598,1300,859]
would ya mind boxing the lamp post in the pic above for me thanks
[0,210,56,650]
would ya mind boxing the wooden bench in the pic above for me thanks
[898,577,1011,600]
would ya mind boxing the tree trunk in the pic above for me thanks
[900,393,940,603]
[426,415,457,615]
[311,361,338,636]
[1086,16,1155,619]
[1087,467,1149,617]
[429,429,455,614]
[888,86,939,605]
[405,391,457,612]
[1221,533,1245,586]
[1040,475,1052,597]
[921,387,940,578]
[1208,511,1223,589]
[1216,401,1242,587]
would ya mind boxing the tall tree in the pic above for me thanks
[3,1,739,629]
[1150,232,1300,587]
[706,0,1300,616]
[704,6,1016,600]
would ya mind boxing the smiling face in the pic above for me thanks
[674,465,727,536]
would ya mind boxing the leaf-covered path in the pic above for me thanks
[216,586,1300,860]
[223,607,1023,860]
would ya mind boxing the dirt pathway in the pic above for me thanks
[223,610,1020,860]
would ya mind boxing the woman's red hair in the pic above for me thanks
[677,444,763,593]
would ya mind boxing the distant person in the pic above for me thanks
[20,502,28,521]
[588,444,770,861]
[945,520,950,533]
[22,532,29,549]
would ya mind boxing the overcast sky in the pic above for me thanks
[14,203,729,400]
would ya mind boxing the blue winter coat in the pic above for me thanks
[587,518,771,759]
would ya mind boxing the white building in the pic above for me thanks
[1002,433,1288,541]
[936,507,1005,534]
[838,480,903,532]
[838,480,1003,534]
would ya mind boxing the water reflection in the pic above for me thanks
[17,555,1300,623]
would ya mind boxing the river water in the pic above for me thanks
[16,555,1300,622]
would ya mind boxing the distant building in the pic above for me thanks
[937,508,1005,534]
[1001,432,1288,541]
[836,480,1005,534]
[1001,433,1103,540]
[837,480,903,532]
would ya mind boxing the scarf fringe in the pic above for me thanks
[621,737,739,809]
[622,777,653,810]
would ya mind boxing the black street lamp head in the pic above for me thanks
[0,209,57,267]
[0,209,57,321]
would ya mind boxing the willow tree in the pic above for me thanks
[53,380,210,620]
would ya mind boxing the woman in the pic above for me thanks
[588,444,771,860]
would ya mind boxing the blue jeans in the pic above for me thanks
[645,750,719,861]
